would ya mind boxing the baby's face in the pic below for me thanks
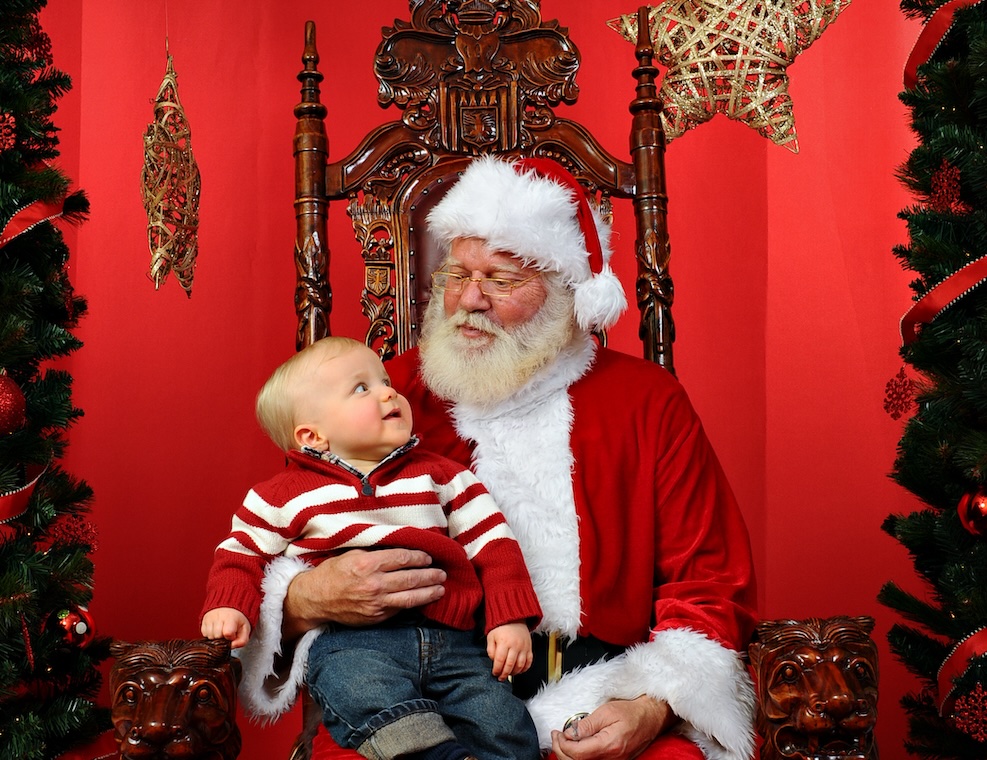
[298,345,413,464]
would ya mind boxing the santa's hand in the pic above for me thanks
[283,548,446,639]
[550,696,674,760]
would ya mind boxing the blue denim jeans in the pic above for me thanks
[305,618,539,760]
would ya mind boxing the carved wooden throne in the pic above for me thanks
[103,4,881,760]
[285,2,881,759]
[284,2,883,758]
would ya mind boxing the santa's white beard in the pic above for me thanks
[419,284,576,406]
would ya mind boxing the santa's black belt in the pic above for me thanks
[511,632,627,700]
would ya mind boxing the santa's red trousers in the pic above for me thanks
[310,724,703,759]
[52,725,705,759]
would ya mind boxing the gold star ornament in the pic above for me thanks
[609,0,851,152]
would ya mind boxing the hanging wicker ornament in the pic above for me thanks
[141,53,200,297]
[609,0,851,153]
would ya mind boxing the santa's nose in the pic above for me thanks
[458,277,493,310]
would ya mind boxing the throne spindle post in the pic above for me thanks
[294,20,331,351]
[628,4,674,372]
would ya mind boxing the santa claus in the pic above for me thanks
[238,155,758,760]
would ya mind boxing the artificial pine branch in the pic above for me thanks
[884,620,949,682]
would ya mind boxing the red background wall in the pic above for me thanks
[39,1,923,757]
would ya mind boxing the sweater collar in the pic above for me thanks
[299,435,420,478]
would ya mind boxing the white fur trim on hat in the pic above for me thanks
[426,155,627,331]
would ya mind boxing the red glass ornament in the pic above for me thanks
[0,373,27,435]
[47,605,96,648]
[959,490,987,537]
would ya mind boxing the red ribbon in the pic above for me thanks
[0,198,68,250]
[900,253,987,344]
[904,0,983,89]
[938,626,987,715]
[0,463,46,539]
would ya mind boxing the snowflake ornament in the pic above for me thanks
[883,367,914,420]
[930,158,972,214]
[953,682,987,742]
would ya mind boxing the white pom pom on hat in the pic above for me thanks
[426,155,628,331]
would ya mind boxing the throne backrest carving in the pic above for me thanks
[374,0,579,155]
[293,0,674,366]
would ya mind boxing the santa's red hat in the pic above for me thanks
[426,155,627,331]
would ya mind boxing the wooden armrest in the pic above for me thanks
[749,616,879,760]
[108,638,242,760]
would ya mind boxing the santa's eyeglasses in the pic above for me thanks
[431,271,540,298]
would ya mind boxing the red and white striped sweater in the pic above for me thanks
[201,439,541,634]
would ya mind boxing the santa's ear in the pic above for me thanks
[294,424,327,450]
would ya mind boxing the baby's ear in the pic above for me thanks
[294,424,327,450]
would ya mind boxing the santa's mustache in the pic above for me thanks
[448,309,510,338]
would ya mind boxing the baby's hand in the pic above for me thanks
[201,607,251,649]
[486,622,532,681]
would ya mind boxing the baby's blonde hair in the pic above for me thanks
[255,336,367,451]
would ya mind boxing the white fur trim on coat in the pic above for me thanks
[525,629,755,759]
[236,555,324,722]
[451,334,595,638]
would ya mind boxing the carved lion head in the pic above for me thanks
[749,616,878,760]
[109,638,242,760]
